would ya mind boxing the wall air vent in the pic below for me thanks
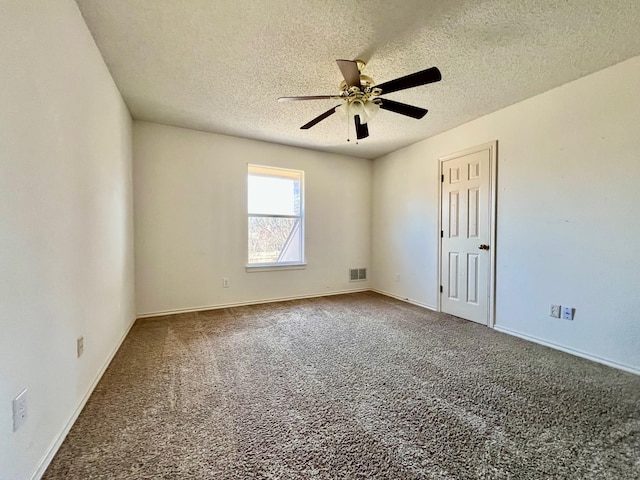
[349,268,367,282]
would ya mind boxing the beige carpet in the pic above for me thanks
[44,292,639,479]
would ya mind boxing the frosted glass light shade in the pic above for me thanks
[335,99,380,124]
[350,99,365,116]
[363,101,380,119]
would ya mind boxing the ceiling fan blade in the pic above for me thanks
[379,98,428,119]
[279,95,341,102]
[376,66,441,95]
[336,59,361,89]
[354,115,369,139]
[300,105,341,130]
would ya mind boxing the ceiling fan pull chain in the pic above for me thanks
[346,101,351,142]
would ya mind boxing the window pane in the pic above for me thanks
[248,174,301,216]
[248,217,302,264]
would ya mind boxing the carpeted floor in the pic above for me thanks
[44,292,639,479]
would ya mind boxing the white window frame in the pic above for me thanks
[246,164,305,270]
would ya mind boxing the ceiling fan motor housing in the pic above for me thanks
[340,79,382,107]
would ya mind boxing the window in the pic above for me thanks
[247,165,304,267]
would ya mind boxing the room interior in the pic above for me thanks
[1,1,639,478]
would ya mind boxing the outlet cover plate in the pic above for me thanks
[13,389,27,432]
[561,306,574,320]
[550,305,561,318]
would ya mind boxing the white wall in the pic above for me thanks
[372,56,640,373]
[134,122,372,315]
[0,2,135,479]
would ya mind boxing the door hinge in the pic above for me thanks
[441,174,444,182]
[441,230,444,238]
[440,285,443,293]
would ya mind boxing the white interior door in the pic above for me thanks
[440,143,495,325]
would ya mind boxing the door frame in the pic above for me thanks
[437,140,498,328]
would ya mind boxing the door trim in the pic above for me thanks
[437,140,498,327]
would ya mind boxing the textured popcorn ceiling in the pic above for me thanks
[75,0,640,159]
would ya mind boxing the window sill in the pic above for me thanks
[246,263,307,273]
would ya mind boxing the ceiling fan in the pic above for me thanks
[278,60,441,140]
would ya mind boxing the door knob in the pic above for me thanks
[479,244,490,250]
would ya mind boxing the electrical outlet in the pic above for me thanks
[395,273,400,282]
[13,389,27,432]
[223,277,230,288]
[550,305,561,318]
[562,306,575,320]
[77,336,84,358]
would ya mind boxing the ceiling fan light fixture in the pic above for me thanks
[335,98,380,124]
[363,100,380,122]
[350,99,365,116]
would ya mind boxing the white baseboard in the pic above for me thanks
[30,316,138,480]
[370,292,638,376]
[369,288,437,311]
[24,299,638,480]
[136,288,371,319]
[494,325,639,376]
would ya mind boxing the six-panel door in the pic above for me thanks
[441,148,491,325]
